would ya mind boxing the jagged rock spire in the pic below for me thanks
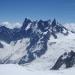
[21,18,31,30]
[52,19,56,27]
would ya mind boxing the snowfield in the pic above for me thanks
[0,38,30,63]
[0,64,75,75]
[64,23,75,32]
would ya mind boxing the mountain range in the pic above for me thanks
[0,18,75,70]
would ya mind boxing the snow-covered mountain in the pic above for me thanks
[0,18,75,70]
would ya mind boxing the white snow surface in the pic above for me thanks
[0,64,75,75]
[25,23,31,30]
[0,38,30,61]
[64,23,75,32]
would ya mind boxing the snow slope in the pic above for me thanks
[0,38,30,63]
[24,32,75,70]
[0,64,75,75]
[64,23,75,32]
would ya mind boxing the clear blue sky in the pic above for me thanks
[0,0,75,23]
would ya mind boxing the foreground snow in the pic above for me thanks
[0,64,75,75]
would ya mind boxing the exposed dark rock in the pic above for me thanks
[51,50,75,70]
[0,18,69,64]
[0,42,3,48]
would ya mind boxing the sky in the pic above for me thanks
[0,0,75,23]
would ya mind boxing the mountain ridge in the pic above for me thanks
[0,18,75,70]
